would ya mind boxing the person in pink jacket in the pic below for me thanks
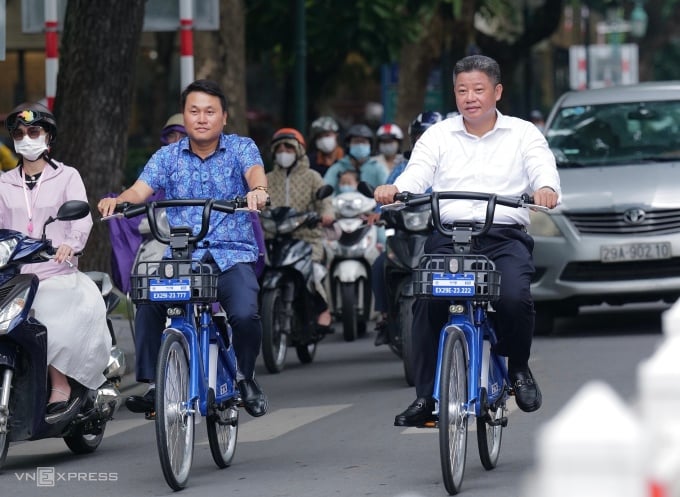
[0,102,111,415]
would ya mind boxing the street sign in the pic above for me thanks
[569,44,639,90]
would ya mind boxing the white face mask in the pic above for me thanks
[276,152,297,168]
[14,135,48,162]
[379,142,399,157]
[316,136,337,154]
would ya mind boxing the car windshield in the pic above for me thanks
[546,100,680,168]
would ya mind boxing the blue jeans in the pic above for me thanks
[134,262,262,382]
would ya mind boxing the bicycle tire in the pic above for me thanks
[261,288,288,373]
[439,327,468,495]
[206,395,238,469]
[477,345,505,470]
[155,333,195,491]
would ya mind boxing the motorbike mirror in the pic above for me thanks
[41,200,91,240]
[316,184,334,200]
[357,181,374,198]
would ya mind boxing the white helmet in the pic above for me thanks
[376,123,404,142]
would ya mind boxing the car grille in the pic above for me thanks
[560,257,680,281]
[566,209,680,236]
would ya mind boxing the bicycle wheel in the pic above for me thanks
[155,333,194,491]
[439,327,468,495]
[261,288,288,373]
[206,395,238,469]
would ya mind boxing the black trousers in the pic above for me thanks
[411,226,536,398]
[134,262,262,382]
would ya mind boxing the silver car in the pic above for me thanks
[531,81,680,334]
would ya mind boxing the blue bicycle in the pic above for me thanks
[106,197,249,490]
[387,190,539,495]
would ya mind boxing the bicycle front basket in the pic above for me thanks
[130,259,218,304]
[413,254,501,301]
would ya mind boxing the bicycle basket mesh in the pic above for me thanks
[130,259,218,303]
[413,254,501,301]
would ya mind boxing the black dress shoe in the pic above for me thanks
[394,397,436,427]
[374,321,389,347]
[510,368,542,412]
[126,388,155,414]
[237,379,268,417]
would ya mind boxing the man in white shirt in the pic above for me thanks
[374,54,560,426]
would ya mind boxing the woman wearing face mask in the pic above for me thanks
[307,116,344,176]
[265,128,336,332]
[322,123,388,192]
[375,123,404,174]
[0,102,112,415]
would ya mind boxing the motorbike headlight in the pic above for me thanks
[528,210,563,237]
[0,286,31,334]
[260,217,277,235]
[402,211,431,231]
[0,238,18,268]
[336,218,363,233]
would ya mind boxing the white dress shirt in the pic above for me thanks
[393,111,561,226]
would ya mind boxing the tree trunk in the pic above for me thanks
[194,0,248,136]
[52,0,146,273]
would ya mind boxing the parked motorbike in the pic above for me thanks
[327,188,381,342]
[259,185,333,373]
[0,200,125,469]
[379,198,430,386]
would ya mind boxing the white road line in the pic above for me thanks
[198,404,353,444]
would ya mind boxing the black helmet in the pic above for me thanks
[6,102,57,144]
[408,111,443,143]
[345,123,374,144]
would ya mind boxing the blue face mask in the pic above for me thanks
[349,143,371,160]
[338,184,356,194]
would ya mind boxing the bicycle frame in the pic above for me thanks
[432,302,509,417]
[164,303,239,417]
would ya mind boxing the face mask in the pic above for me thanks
[349,143,371,161]
[379,142,399,156]
[316,136,336,154]
[276,152,297,168]
[14,135,48,162]
[338,184,356,194]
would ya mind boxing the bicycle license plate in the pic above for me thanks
[149,278,191,301]
[431,272,475,296]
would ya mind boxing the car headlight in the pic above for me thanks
[0,238,19,268]
[0,287,31,334]
[527,210,563,237]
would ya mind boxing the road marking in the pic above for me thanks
[198,404,352,444]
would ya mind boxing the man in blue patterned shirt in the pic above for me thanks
[99,80,269,418]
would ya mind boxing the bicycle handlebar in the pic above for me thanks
[105,197,248,245]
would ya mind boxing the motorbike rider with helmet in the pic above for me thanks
[322,123,388,192]
[308,116,344,176]
[0,102,112,414]
[375,123,404,175]
[372,111,443,346]
[266,128,335,332]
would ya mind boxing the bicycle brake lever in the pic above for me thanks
[100,213,125,221]
[380,202,406,211]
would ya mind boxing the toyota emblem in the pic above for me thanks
[623,208,646,224]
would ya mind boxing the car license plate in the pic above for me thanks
[600,242,672,263]
[149,278,191,301]
[431,272,475,296]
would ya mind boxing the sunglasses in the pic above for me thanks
[11,126,45,141]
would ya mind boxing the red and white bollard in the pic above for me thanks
[44,0,59,111]
[179,0,194,91]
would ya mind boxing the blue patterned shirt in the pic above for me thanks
[139,133,262,271]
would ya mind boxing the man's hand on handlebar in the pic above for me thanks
[97,197,121,218]
[374,184,399,205]
[532,186,559,210]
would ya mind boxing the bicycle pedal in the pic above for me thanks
[144,410,156,420]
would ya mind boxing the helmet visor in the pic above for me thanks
[7,109,52,132]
